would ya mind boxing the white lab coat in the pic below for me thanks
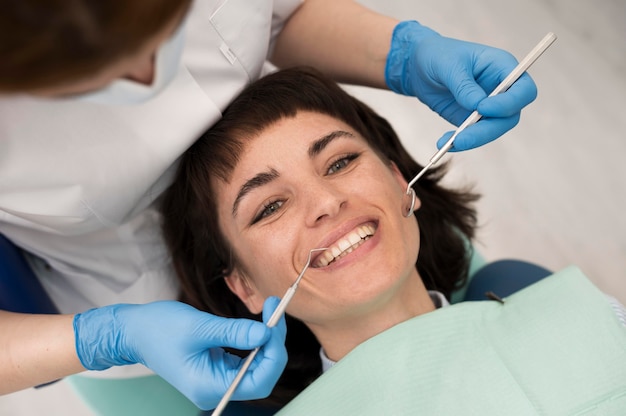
[0,0,303,315]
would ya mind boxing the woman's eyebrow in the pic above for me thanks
[232,168,280,217]
[232,130,355,218]
[308,130,355,158]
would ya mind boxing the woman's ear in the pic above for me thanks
[390,161,421,211]
[223,269,265,314]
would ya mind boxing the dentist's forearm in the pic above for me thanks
[271,0,398,89]
[0,310,84,394]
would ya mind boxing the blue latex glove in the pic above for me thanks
[385,20,538,151]
[74,297,287,410]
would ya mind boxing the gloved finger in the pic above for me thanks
[232,325,288,401]
[477,73,537,118]
[186,343,269,409]
[443,64,488,113]
[261,297,287,342]
[231,297,288,400]
[262,296,281,324]
[437,114,520,151]
[472,49,520,95]
[259,296,287,372]
[196,313,271,351]
[437,102,473,128]
[231,296,285,374]
[261,296,287,351]
[435,130,455,151]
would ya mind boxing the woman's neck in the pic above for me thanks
[308,277,435,362]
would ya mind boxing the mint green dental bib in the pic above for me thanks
[277,266,626,415]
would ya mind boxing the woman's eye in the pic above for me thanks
[252,199,284,223]
[327,153,359,175]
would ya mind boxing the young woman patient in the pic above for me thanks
[161,68,626,413]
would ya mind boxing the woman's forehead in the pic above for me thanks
[243,112,360,152]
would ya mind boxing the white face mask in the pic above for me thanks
[75,19,187,105]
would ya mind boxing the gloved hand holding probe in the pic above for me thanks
[73,297,287,410]
[385,20,538,151]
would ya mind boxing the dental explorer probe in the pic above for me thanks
[212,247,328,416]
[406,32,557,193]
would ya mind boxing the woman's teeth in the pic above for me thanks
[314,223,376,268]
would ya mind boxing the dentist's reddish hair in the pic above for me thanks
[0,0,191,92]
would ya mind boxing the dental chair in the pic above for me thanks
[0,234,551,416]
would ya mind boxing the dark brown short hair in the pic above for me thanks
[161,67,479,406]
[0,0,191,92]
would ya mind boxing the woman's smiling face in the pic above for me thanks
[214,111,425,328]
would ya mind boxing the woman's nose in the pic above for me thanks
[303,180,347,227]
